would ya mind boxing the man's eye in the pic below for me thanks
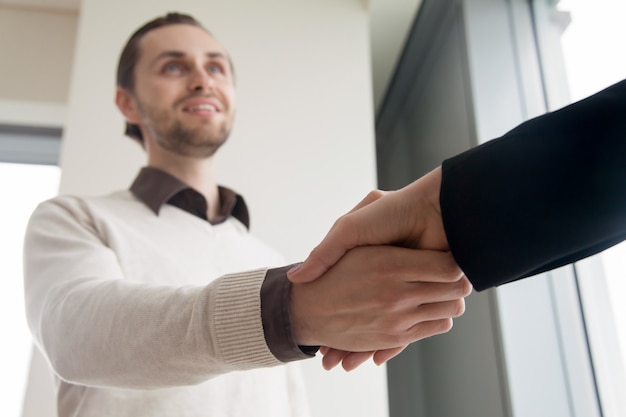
[208,65,223,74]
[163,63,183,73]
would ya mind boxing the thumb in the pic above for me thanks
[287,227,351,283]
[288,190,386,283]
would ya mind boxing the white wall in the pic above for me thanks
[39,0,386,417]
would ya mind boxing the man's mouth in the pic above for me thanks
[185,103,218,112]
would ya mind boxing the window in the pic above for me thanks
[0,127,61,417]
[557,1,626,415]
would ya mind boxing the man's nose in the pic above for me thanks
[188,68,215,92]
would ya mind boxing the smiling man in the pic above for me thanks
[22,13,470,417]
[118,24,235,159]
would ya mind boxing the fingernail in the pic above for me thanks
[287,263,302,276]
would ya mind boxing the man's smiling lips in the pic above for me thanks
[182,98,220,115]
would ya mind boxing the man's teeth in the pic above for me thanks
[188,104,217,111]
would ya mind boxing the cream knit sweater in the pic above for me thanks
[23,191,309,417]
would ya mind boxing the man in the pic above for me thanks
[290,78,626,370]
[23,13,470,417]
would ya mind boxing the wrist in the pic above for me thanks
[289,282,318,346]
[262,266,317,362]
[402,166,448,250]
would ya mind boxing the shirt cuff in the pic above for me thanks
[261,265,319,362]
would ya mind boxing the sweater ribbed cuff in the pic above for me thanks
[210,268,281,369]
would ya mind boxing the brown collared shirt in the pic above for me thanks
[130,167,315,362]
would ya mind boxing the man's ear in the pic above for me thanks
[115,87,141,124]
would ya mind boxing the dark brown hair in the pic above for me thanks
[116,13,209,144]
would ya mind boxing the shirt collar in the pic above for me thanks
[129,167,250,229]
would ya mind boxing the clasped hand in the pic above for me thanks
[288,167,472,370]
[289,245,470,370]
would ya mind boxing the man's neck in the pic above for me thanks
[148,154,221,221]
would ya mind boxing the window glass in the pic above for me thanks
[559,0,626,362]
[558,1,626,415]
[600,245,626,363]
[559,0,626,101]
[0,163,60,417]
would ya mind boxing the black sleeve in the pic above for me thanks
[440,79,626,291]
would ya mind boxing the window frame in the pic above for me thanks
[0,124,62,165]
[530,1,626,414]
[380,1,616,416]
[0,100,63,417]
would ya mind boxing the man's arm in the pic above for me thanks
[24,196,282,389]
[441,78,626,289]
[290,78,626,289]
[24,195,470,387]
[289,78,626,369]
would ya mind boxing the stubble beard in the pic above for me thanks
[138,99,232,158]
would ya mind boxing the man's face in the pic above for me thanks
[129,24,236,158]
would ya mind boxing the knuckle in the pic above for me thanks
[409,319,454,342]
[459,277,473,296]
[450,298,466,318]
[446,276,472,298]
[362,255,401,282]
[440,255,463,281]
[438,318,454,334]
[380,291,409,313]
[386,316,408,332]
[367,189,385,200]
[393,331,414,346]
[427,318,453,336]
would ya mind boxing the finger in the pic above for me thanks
[373,346,407,365]
[402,278,472,307]
[321,348,351,370]
[406,317,455,343]
[287,240,346,283]
[390,298,467,336]
[383,248,465,284]
[374,275,469,321]
[341,351,375,372]
[346,190,386,214]
[287,216,362,283]
[288,191,386,284]
[289,191,401,284]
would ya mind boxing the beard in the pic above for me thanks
[137,96,233,158]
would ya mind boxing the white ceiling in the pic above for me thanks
[0,0,79,12]
[0,0,422,110]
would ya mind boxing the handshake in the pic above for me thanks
[286,167,473,371]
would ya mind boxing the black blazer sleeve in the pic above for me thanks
[440,79,626,291]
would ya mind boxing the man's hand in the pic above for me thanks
[289,245,471,353]
[287,167,467,370]
[288,167,447,284]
